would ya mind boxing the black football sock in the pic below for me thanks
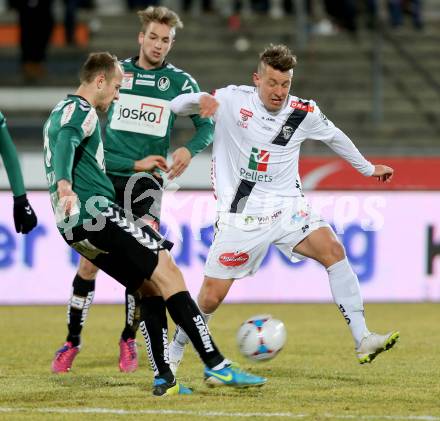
[121,289,141,341]
[66,274,95,347]
[139,296,174,382]
[166,291,224,369]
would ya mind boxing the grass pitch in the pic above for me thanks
[0,303,439,420]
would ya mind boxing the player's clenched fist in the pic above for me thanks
[372,164,394,183]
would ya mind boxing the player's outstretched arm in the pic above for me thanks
[372,164,394,183]
[198,94,218,118]
[170,92,218,117]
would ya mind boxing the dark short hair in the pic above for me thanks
[259,44,297,73]
[138,6,183,34]
[79,52,119,84]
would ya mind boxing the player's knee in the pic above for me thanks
[323,240,346,266]
[198,288,223,313]
[78,258,99,280]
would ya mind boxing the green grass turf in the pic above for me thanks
[0,303,439,420]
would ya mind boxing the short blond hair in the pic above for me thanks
[137,6,183,34]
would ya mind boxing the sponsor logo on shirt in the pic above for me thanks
[244,210,283,225]
[236,108,253,128]
[81,109,98,137]
[219,252,249,267]
[237,108,253,129]
[240,108,253,118]
[61,102,76,126]
[290,100,314,112]
[239,147,273,182]
[157,76,170,91]
[135,79,155,87]
[292,209,309,223]
[110,94,171,137]
[122,72,134,90]
[248,147,269,171]
[137,73,155,79]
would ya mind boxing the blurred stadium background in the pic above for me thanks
[0,0,439,304]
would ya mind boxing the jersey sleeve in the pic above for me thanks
[60,100,98,140]
[186,115,214,157]
[104,149,135,173]
[0,112,26,196]
[53,101,98,183]
[176,75,214,156]
[212,85,236,122]
[180,73,200,94]
[304,101,374,176]
[302,101,337,141]
[53,126,82,183]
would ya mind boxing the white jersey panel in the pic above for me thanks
[211,85,337,214]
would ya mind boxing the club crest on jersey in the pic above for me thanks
[157,76,170,91]
[122,73,134,90]
[248,147,270,172]
[282,125,294,141]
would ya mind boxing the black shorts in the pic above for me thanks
[62,203,173,292]
[108,173,163,228]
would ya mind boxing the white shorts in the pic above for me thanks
[204,198,329,280]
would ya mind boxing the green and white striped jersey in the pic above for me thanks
[44,95,115,232]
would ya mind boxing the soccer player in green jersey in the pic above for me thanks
[52,6,214,379]
[0,111,37,234]
[44,51,266,395]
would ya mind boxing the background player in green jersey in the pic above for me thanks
[45,51,266,395]
[0,111,37,234]
[51,6,214,377]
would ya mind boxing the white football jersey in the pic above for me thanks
[170,85,374,215]
[209,85,374,214]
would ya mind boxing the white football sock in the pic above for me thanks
[211,358,232,371]
[327,258,370,348]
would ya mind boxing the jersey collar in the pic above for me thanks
[67,94,91,106]
[131,56,168,72]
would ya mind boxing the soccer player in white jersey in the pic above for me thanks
[168,44,399,372]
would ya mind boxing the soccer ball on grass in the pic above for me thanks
[236,314,286,361]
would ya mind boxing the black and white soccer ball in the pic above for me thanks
[236,314,287,361]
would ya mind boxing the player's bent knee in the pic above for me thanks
[198,277,231,313]
[327,241,346,264]
[78,257,99,280]
[199,290,223,313]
